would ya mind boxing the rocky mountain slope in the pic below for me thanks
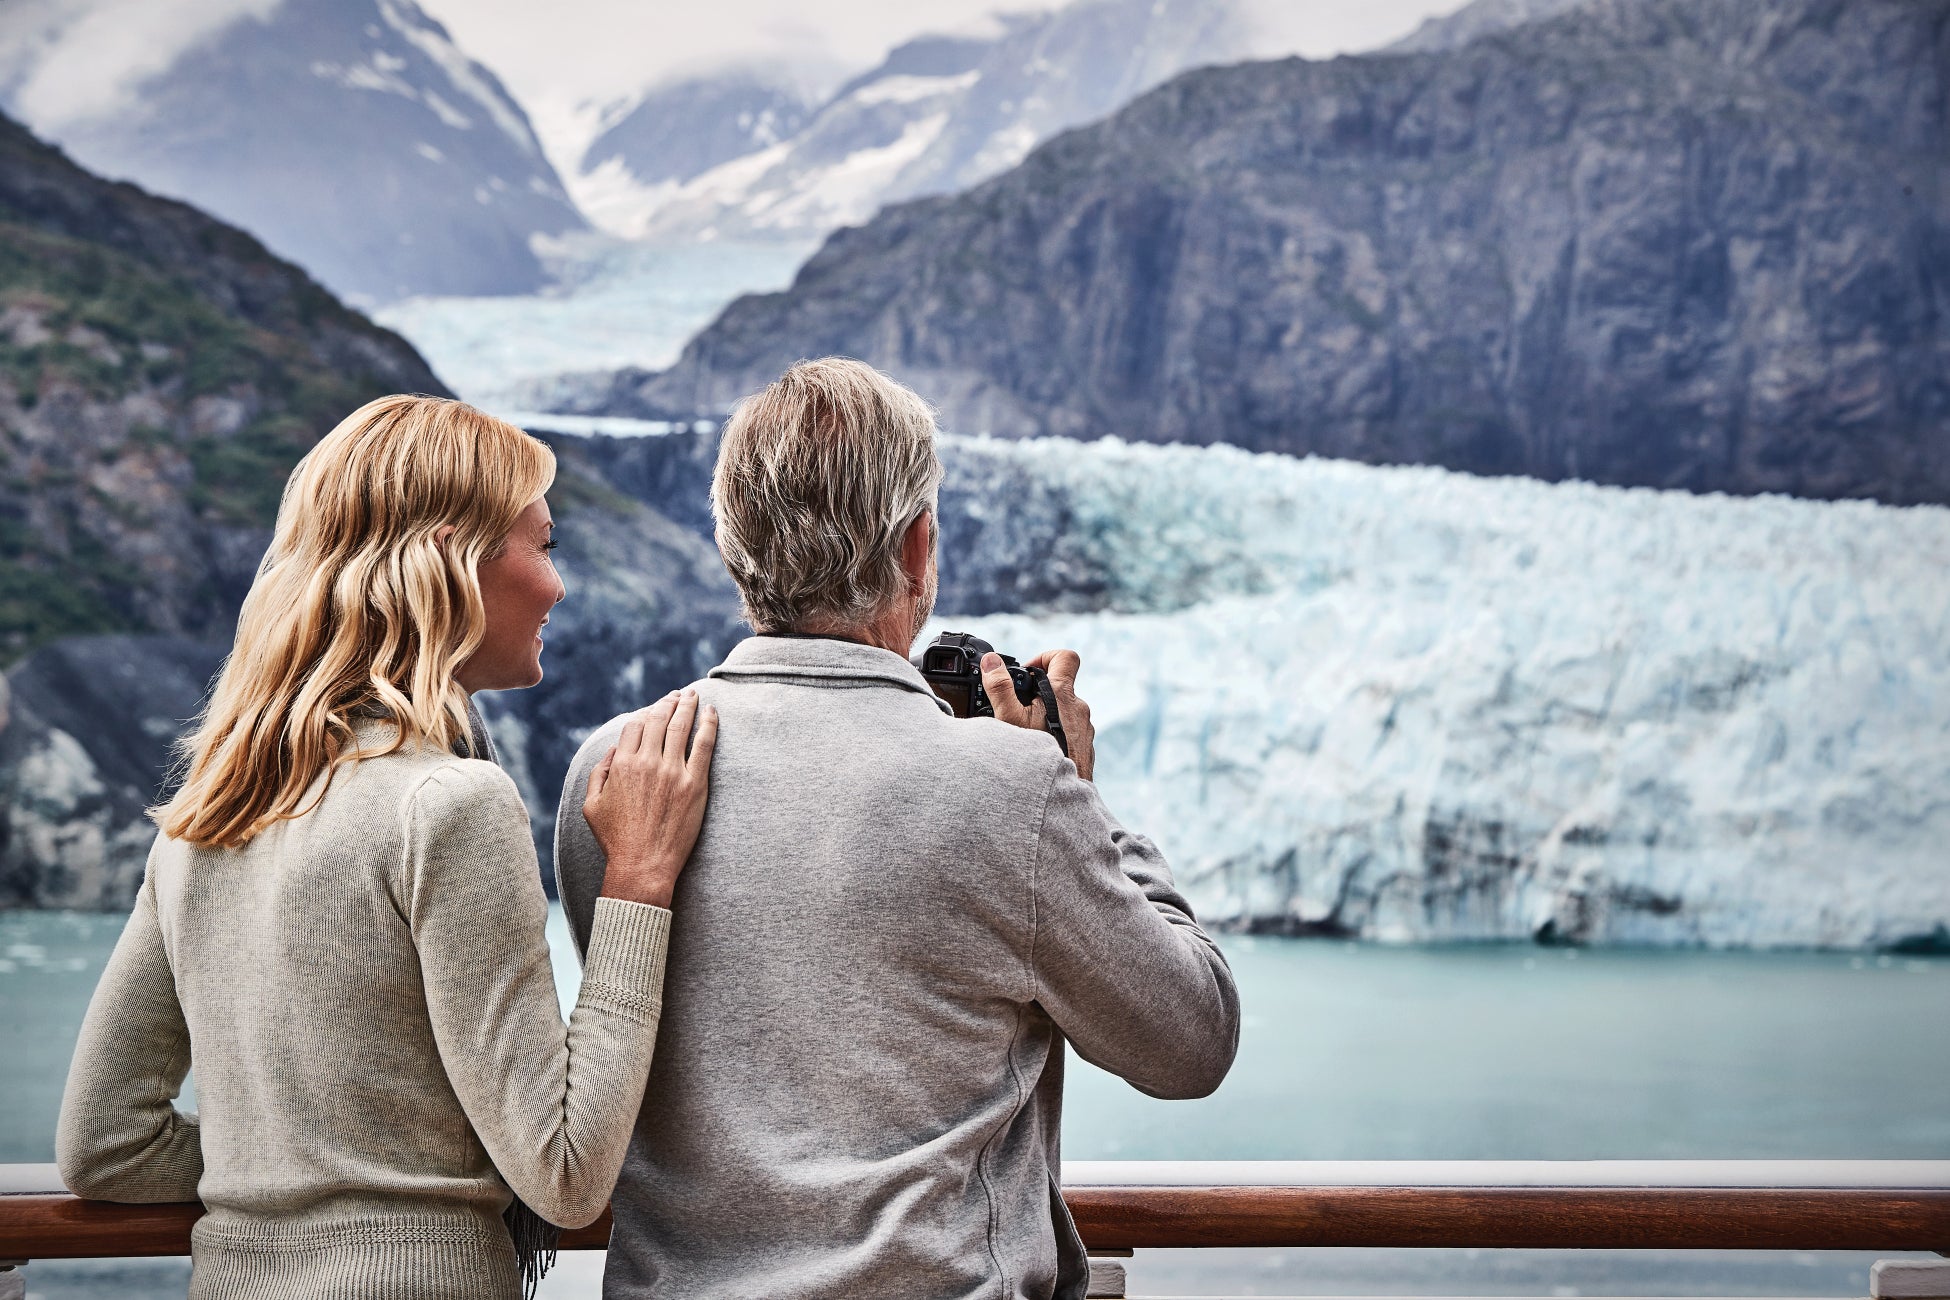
[582,0,1262,244]
[1391,0,1592,51]
[0,113,731,907]
[0,110,444,660]
[590,0,1950,505]
[0,0,585,303]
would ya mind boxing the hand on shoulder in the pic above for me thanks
[586,689,718,909]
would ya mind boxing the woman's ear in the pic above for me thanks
[431,524,457,551]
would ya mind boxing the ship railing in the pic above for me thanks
[2,1159,1947,1299]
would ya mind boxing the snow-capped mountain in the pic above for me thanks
[579,0,1261,243]
[573,72,815,238]
[0,0,584,304]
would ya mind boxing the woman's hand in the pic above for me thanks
[586,689,718,909]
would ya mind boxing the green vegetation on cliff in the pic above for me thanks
[0,112,448,661]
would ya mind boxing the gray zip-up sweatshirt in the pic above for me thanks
[556,636,1240,1300]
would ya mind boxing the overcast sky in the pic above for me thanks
[417,0,1478,120]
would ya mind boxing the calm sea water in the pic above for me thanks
[5,906,1946,1163]
[3,907,1944,1297]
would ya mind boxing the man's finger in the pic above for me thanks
[664,689,699,762]
[1041,649,1082,697]
[980,652,1028,724]
[688,704,719,772]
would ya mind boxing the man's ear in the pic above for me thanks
[900,509,932,594]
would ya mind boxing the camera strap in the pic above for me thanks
[1032,672,1071,760]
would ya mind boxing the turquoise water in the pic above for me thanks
[5,906,1945,1164]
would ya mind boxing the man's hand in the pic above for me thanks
[980,649,1096,782]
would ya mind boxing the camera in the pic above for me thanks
[918,632,1070,758]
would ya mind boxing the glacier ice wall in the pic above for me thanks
[930,436,1950,948]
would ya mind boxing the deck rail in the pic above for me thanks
[4,1161,1948,1295]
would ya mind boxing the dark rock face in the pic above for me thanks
[0,109,446,661]
[605,0,1950,506]
[1391,0,1593,52]
[475,432,744,866]
[6,0,584,303]
[535,425,1128,620]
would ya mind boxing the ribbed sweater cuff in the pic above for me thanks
[579,898,671,1024]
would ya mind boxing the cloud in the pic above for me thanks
[0,0,283,131]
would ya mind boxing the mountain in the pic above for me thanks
[0,109,444,660]
[584,0,1950,506]
[573,73,814,238]
[0,0,585,303]
[587,0,1262,244]
[0,111,732,908]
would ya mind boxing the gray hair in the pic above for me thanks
[711,357,944,632]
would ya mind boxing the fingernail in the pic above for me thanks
[981,653,1000,670]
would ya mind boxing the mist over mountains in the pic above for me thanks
[569,0,1267,244]
[0,0,584,303]
[586,0,1950,506]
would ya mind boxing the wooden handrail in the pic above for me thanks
[3,1162,1947,1260]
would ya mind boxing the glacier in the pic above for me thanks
[926,436,1950,949]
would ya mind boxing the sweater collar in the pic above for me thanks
[346,695,501,764]
[708,634,952,714]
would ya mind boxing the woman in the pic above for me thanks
[55,394,711,1298]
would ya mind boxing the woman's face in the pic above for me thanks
[457,497,565,693]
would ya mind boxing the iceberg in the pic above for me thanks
[928,436,1950,948]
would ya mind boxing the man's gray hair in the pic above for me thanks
[711,357,944,632]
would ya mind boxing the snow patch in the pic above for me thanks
[847,70,983,107]
[421,89,472,130]
[737,111,952,232]
[376,0,536,157]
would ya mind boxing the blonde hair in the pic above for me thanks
[712,357,943,631]
[156,394,555,848]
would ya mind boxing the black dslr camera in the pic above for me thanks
[918,632,1070,757]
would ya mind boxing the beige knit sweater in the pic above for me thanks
[56,720,671,1299]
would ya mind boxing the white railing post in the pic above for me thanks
[1087,1248,1131,1297]
[1872,1258,1950,1299]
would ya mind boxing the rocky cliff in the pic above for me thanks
[0,110,445,660]
[592,0,1950,505]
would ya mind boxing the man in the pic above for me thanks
[556,357,1240,1299]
